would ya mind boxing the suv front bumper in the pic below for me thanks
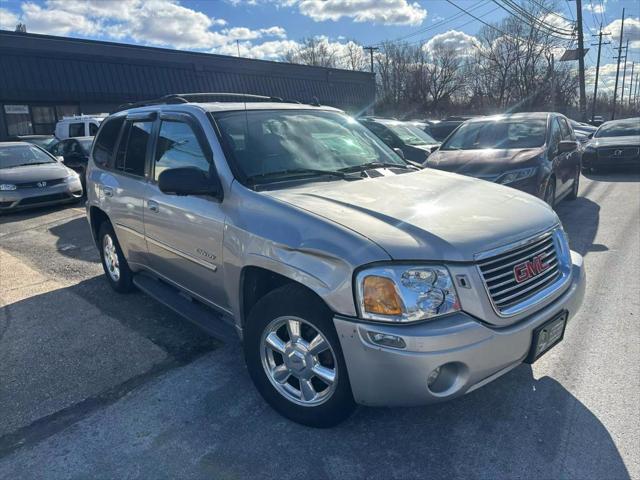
[334,251,585,407]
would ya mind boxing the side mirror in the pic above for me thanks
[158,167,219,197]
[558,140,578,153]
[56,156,64,163]
[393,148,405,159]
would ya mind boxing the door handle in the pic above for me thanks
[103,186,114,197]
[148,200,159,213]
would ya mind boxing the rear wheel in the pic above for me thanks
[244,284,356,427]
[98,222,134,293]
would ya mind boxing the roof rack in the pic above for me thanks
[113,92,302,113]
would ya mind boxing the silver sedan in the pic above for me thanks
[0,142,83,213]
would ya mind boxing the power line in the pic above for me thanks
[496,0,576,38]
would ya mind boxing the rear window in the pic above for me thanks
[114,120,152,177]
[93,117,125,166]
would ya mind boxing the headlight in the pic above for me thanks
[496,167,537,185]
[0,184,17,191]
[355,265,460,323]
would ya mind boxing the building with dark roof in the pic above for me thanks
[0,30,375,140]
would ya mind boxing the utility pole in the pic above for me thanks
[363,46,379,74]
[591,28,611,122]
[611,7,625,120]
[620,39,629,104]
[634,73,640,106]
[575,0,587,120]
[550,53,555,111]
[628,62,635,107]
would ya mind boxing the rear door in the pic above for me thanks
[98,113,155,267]
[143,112,229,312]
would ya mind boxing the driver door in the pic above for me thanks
[143,113,229,313]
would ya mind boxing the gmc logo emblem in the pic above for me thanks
[513,254,550,283]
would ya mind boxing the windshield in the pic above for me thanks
[27,137,55,149]
[384,122,437,145]
[441,119,547,150]
[0,145,57,169]
[213,110,407,185]
[595,120,640,138]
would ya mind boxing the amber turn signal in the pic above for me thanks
[362,275,403,315]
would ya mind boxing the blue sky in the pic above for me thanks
[0,0,638,90]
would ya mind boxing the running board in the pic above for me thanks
[133,273,238,344]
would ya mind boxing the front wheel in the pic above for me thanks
[244,284,356,427]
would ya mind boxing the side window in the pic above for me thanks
[560,118,574,141]
[94,117,125,167]
[364,122,396,146]
[50,141,65,156]
[69,122,84,137]
[119,121,152,177]
[154,120,210,181]
[549,118,562,153]
[114,121,131,171]
[89,122,99,136]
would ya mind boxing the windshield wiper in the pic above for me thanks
[338,162,412,173]
[246,168,350,183]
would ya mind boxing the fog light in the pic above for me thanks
[367,331,406,349]
[427,366,441,387]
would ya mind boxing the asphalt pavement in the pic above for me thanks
[0,171,638,480]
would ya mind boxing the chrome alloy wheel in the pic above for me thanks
[102,233,120,282]
[260,316,338,406]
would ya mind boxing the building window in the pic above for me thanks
[4,105,32,136]
[32,106,56,134]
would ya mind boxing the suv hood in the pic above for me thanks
[426,147,543,177]
[267,168,558,262]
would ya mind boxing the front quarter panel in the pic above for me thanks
[223,182,391,327]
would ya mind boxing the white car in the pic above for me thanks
[55,114,107,140]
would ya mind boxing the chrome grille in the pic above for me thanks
[478,232,561,314]
[16,178,66,189]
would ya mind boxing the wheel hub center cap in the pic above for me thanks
[286,349,307,373]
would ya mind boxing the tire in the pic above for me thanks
[543,177,556,208]
[98,221,134,293]
[244,283,356,427]
[566,168,580,200]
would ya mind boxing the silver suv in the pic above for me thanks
[86,94,585,427]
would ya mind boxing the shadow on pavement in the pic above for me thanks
[0,202,83,226]
[556,196,601,257]
[48,216,98,263]
[582,168,640,183]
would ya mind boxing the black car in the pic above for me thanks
[359,118,440,163]
[582,118,640,173]
[425,112,581,207]
[48,136,94,189]
[419,118,472,142]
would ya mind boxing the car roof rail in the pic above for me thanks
[113,92,302,113]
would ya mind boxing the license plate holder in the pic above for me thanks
[524,311,567,364]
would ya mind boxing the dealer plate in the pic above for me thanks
[524,311,567,364]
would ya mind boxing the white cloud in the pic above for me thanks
[584,3,605,14]
[541,12,575,36]
[0,7,20,30]
[285,0,427,26]
[20,2,101,36]
[216,38,301,59]
[585,62,621,93]
[423,30,479,56]
[604,17,640,50]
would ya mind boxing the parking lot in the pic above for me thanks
[0,171,638,479]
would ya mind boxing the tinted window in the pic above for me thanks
[363,122,397,146]
[69,123,84,137]
[442,119,547,150]
[0,145,56,169]
[384,122,437,145]
[49,141,66,156]
[122,122,152,177]
[154,121,210,181]
[89,122,99,136]
[549,118,562,152]
[114,122,131,171]
[559,118,573,140]
[94,117,125,166]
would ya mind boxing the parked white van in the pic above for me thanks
[55,114,107,140]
